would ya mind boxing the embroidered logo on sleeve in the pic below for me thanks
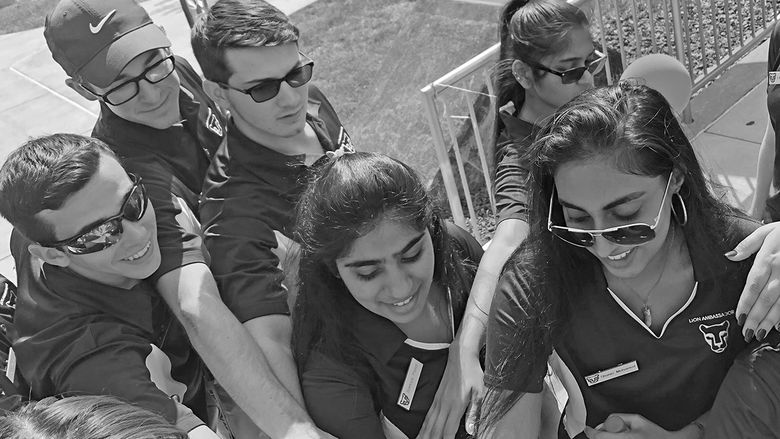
[699,320,729,353]
[206,108,223,136]
[770,71,780,85]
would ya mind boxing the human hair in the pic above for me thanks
[0,395,186,439]
[0,134,117,244]
[191,0,300,83]
[494,0,590,142]
[292,152,477,383]
[479,82,746,432]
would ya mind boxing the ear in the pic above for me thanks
[28,243,71,268]
[511,59,534,90]
[65,78,99,101]
[670,170,685,194]
[203,79,231,111]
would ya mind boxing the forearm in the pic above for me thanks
[244,315,305,404]
[458,219,529,353]
[157,265,320,439]
[751,120,775,216]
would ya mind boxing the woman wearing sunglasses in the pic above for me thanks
[449,1,606,433]
[479,82,759,438]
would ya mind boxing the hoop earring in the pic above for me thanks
[671,192,688,226]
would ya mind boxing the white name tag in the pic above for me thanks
[770,71,780,85]
[397,358,423,411]
[584,361,639,387]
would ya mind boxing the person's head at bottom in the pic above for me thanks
[0,134,162,289]
[0,395,186,439]
[479,81,743,434]
[292,152,477,436]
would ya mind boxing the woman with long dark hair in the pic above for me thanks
[292,152,483,438]
[466,1,605,406]
[481,82,758,438]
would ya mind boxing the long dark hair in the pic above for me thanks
[494,0,590,142]
[292,152,477,381]
[479,82,745,432]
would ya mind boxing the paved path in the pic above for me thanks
[0,0,772,282]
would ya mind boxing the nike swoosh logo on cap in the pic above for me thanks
[89,9,117,34]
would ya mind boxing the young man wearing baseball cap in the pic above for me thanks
[43,1,328,438]
[190,1,351,437]
[0,134,218,438]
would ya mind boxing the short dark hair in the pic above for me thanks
[0,395,186,439]
[191,0,300,83]
[0,133,117,243]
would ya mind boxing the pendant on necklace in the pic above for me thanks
[641,305,652,327]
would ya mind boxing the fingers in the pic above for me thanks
[736,252,772,328]
[748,277,780,341]
[465,389,483,435]
[726,224,776,261]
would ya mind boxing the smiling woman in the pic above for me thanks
[479,82,761,439]
[291,152,483,439]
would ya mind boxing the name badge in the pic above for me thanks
[770,71,780,85]
[584,361,639,387]
[397,358,423,411]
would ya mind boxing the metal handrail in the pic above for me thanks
[421,0,778,233]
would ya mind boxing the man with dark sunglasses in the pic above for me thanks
[43,1,309,438]
[0,134,218,438]
[188,1,351,437]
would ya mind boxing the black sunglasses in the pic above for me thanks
[547,174,672,248]
[527,50,607,85]
[218,54,314,103]
[41,174,149,255]
[90,53,176,106]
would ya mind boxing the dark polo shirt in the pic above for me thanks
[200,85,352,322]
[10,230,207,431]
[92,56,226,280]
[301,224,483,439]
[485,217,757,436]
[494,102,537,225]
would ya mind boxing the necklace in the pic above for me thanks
[612,226,675,327]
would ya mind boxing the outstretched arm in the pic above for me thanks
[749,119,775,220]
[157,264,333,439]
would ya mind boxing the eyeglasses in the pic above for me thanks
[90,54,176,106]
[41,174,149,255]
[547,174,673,248]
[218,54,314,103]
[527,50,607,85]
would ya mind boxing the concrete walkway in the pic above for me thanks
[0,0,772,282]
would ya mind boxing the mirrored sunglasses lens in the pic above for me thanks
[68,220,123,254]
[552,228,594,247]
[561,67,586,84]
[588,56,607,75]
[124,186,146,220]
[603,226,654,245]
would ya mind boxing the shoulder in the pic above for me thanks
[444,222,484,263]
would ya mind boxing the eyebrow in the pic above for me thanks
[558,191,645,212]
[343,233,425,268]
[240,59,305,87]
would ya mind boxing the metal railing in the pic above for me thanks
[422,0,779,237]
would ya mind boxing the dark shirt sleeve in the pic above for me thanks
[47,324,182,425]
[705,335,780,439]
[445,222,484,264]
[483,266,551,393]
[494,139,532,224]
[126,161,207,282]
[301,352,385,439]
[201,191,289,322]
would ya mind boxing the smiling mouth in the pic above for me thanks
[123,240,151,262]
[392,295,414,307]
[607,248,632,261]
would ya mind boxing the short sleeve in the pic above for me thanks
[483,266,551,394]
[494,141,531,224]
[301,352,385,439]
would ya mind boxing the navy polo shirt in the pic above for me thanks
[10,230,207,431]
[485,218,757,436]
[200,85,353,322]
[92,56,226,280]
[301,224,483,439]
[494,101,537,224]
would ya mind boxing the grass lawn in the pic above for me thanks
[0,0,59,35]
[294,0,499,184]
